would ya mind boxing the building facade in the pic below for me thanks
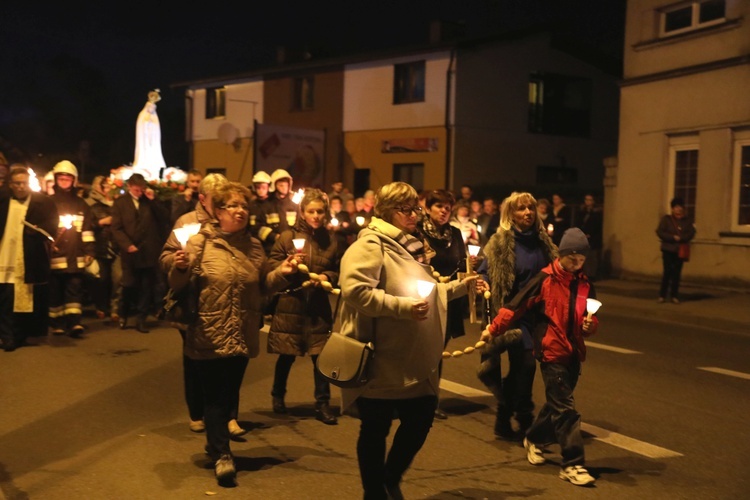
[607,0,750,287]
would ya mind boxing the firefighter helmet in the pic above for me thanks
[52,160,78,180]
[269,169,292,192]
[251,171,272,185]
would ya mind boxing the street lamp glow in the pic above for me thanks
[416,280,435,299]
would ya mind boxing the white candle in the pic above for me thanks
[586,298,602,320]
[173,223,201,249]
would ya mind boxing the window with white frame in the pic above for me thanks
[732,134,750,231]
[205,87,226,119]
[668,136,699,218]
[660,0,725,37]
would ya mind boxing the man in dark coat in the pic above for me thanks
[111,173,169,332]
[0,166,59,350]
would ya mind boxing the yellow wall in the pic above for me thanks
[192,137,256,186]
[343,127,447,192]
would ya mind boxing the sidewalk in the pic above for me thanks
[594,278,750,335]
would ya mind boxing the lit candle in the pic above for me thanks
[586,298,602,320]
[416,279,435,298]
[356,216,365,226]
[291,188,305,204]
[331,217,339,227]
[547,223,554,236]
[292,238,306,252]
[60,214,74,229]
[173,223,201,249]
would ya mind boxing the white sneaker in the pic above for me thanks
[559,465,595,486]
[523,437,545,465]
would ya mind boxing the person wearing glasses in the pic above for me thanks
[338,181,478,499]
[266,188,342,425]
[168,181,293,487]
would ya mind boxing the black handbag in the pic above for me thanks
[315,293,375,388]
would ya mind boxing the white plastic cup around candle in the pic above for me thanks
[356,216,365,226]
[331,217,339,227]
[292,238,306,252]
[173,223,201,249]
[416,280,435,299]
[467,244,481,257]
[586,298,602,320]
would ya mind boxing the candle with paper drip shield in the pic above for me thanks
[173,223,201,249]
[59,214,74,230]
[416,279,435,299]
[356,216,365,226]
[586,298,602,320]
[330,217,339,227]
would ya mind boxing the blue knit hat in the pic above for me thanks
[559,228,590,257]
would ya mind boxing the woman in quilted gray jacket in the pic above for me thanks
[168,182,292,488]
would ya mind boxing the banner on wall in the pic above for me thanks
[381,137,438,153]
[254,123,326,188]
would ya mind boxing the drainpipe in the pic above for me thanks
[444,48,456,190]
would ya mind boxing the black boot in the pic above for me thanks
[494,405,519,441]
[315,403,338,425]
[135,316,149,334]
[272,397,287,414]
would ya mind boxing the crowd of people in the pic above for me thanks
[3,159,688,494]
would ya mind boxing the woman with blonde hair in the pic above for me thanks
[338,181,477,498]
[475,191,557,440]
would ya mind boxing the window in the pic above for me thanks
[528,72,592,137]
[668,138,699,218]
[393,163,424,191]
[292,76,314,111]
[205,87,226,119]
[732,136,750,230]
[393,61,425,104]
[661,0,725,37]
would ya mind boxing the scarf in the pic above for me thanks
[369,217,436,263]
[421,216,452,244]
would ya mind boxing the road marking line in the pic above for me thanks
[581,423,683,458]
[586,341,641,354]
[698,366,750,380]
[440,379,683,459]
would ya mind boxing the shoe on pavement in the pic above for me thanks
[434,408,448,420]
[657,297,665,303]
[69,325,85,338]
[51,328,66,336]
[559,465,595,486]
[189,419,205,432]
[315,404,338,425]
[228,419,247,437]
[524,438,545,465]
[671,297,680,304]
[214,454,236,487]
[272,397,287,414]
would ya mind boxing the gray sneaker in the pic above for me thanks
[559,465,595,486]
[523,437,545,465]
[215,454,236,487]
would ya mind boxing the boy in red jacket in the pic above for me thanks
[481,227,599,486]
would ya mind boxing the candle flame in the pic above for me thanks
[291,188,305,204]
[173,223,201,249]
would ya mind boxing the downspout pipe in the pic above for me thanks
[444,48,456,190]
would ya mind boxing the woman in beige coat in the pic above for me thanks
[338,181,477,499]
[169,182,292,487]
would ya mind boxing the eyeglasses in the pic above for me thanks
[395,205,422,216]
[221,203,250,212]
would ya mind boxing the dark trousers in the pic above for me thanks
[356,395,436,500]
[179,329,205,421]
[271,354,331,405]
[48,272,84,330]
[120,266,156,319]
[93,257,114,315]
[503,343,537,422]
[196,355,248,459]
[660,250,684,299]
[0,283,49,346]
[526,361,584,468]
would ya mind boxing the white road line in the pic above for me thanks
[586,341,641,354]
[698,366,750,380]
[440,379,683,459]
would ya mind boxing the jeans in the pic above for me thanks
[271,354,331,405]
[526,361,584,468]
[659,250,684,299]
[356,395,436,499]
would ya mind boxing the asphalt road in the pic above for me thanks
[0,300,748,499]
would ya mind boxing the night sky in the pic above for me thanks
[0,1,626,180]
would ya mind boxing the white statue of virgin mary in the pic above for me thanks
[132,89,167,180]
